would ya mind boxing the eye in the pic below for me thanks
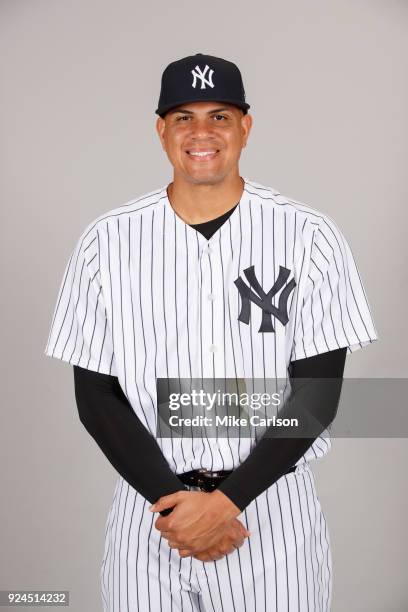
[213,114,227,121]
[176,115,191,121]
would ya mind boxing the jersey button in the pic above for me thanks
[209,345,217,353]
[207,293,215,301]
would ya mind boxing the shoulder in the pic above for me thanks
[244,178,346,241]
[74,185,168,250]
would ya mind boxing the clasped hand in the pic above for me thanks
[149,489,250,561]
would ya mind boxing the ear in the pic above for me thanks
[156,116,166,150]
[241,113,253,148]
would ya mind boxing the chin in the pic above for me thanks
[184,170,227,186]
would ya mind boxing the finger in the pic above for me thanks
[218,547,231,556]
[238,524,251,537]
[149,492,182,512]
[196,551,223,561]
[181,540,215,555]
[178,549,192,558]
[154,517,173,533]
[194,554,211,562]
[229,527,245,542]
[166,536,187,548]
[230,536,244,549]
[234,531,245,544]
[237,521,250,534]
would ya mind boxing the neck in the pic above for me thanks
[167,173,244,224]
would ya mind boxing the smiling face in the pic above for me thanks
[156,101,252,186]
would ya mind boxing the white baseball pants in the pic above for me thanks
[101,462,332,611]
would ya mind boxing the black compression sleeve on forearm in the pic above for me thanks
[73,365,186,510]
[216,347,347,512]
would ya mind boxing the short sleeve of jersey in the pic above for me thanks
[290,215,379,361]
[44,225,117,376]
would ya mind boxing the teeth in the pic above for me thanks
[189,151,217,157]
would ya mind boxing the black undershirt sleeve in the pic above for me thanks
[73,347,346,515]
[216,347,347,510]
[73,366,187,513]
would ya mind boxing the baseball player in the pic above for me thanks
[44,53,378,611]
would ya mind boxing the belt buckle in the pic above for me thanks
[197,468,204,490]
[197,480,213,492]
[197,469,219,479]
[196,468,207,489]
[196,469,218,491]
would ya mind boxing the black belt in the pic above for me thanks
[178,465,297,493]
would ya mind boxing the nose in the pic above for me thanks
[189,117,216,140]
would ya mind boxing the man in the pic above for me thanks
[44,53,378,611]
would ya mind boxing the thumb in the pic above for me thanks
[149,493,181,512]
[238,523,251,537]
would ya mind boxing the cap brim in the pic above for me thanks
[155,98,250,117]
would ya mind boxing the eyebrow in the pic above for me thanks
[168,107,232,116]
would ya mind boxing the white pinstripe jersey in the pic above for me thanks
[44,178,378,473]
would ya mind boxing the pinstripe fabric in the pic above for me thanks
[100,463,331,612]
[44,178,378,611]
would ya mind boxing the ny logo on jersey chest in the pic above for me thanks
[235,265,296,333]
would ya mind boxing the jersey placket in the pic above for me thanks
[197,236,231,463]
[199,240,220,379]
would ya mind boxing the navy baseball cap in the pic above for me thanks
[155,53,250,117]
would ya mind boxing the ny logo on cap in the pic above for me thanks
[191,64,215,89]
[235,265,296,333]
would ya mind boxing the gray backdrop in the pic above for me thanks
[1,0,407,610]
